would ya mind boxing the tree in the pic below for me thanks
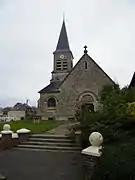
[2,107,12,116]
[76,84,135,180]
[76,84,135,145]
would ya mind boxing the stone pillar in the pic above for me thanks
[12,133,19,146]
[1,124,13,150]
[0,173,7,180]
[81,132,103,180]
[17,128,31,143]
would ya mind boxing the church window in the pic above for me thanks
[57,60,61,65]
[63,60,67,64]
[63,68,67,70]
[62,60,68,70]
[56,60,62,70]
[84,61,88,69]
[47,98,56,108]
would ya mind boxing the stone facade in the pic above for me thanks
[38,21,114,120]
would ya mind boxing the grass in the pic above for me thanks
[0,120,63,134]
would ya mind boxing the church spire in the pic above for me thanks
[55,20,70,51]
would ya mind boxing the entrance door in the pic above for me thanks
[81,103,94,114]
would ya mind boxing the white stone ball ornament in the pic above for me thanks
[3,124,11,131]
[17,128,31,134]
[1,124,12,134]
[89,132,103,147]
[82,132,103,157]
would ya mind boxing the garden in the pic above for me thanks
[76,84,135,180]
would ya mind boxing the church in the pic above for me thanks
[38,20,114,120]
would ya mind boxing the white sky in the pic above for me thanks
[0,0,135,107]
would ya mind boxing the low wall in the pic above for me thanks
[0,131,30,150]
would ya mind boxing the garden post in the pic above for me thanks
[0,124,13,150]
[81,132,103,180]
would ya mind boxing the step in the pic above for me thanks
[16,144,81,151]
[13,147,81,153]
[30,134,70,139]
[22,141,79,147]
[29,137,73,143]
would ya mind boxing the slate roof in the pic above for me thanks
[55,20,70,51]
[38,81,61,93]
[129,72,135,88]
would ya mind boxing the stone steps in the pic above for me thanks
[23,141,77,147]
[15,134,81,152]
[16,144,81,151]
[29,137,73,143]
[13,147,80,153]
[31,134,71,139]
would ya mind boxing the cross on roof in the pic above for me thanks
[84,45,88,54]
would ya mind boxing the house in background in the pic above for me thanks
[7,110,25,120]
[0,110,3,117]
[1,103,37,121]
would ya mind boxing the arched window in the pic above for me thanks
[47,98,56,108]
[84,61,88,69]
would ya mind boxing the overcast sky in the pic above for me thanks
[0,0,135,107]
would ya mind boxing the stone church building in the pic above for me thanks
[38,20,114,120]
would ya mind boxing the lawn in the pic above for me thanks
[0,120,63,134]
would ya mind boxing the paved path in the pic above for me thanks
[47,121,80,135]
[0,150,83,180]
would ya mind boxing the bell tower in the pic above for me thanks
[51,20,73,82]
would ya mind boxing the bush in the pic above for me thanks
[76,84,135,146]
[92,137,135,180]
[76,84,135,179]
[127,102,135,118]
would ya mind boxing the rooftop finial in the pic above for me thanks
[84,45,88,54]
[63,12,65,21]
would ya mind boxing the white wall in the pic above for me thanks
[0,111,3,116]
[8,111,25,118]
